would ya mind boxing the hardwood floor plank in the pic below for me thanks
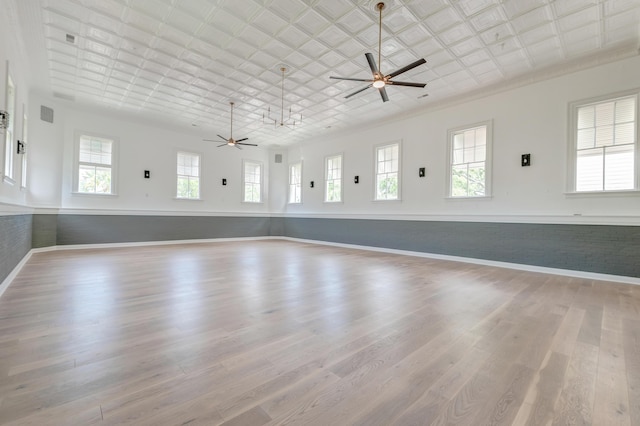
[0,240,638,425]
[551,341,599,426]
[593,308,631,425]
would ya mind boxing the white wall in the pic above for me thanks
[285,54,640,224]
[29,102,273,215]
[0,2,31,209]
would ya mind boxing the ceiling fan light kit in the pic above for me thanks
[203,102,257,149]
[329,1,427,102]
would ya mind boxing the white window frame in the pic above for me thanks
[567,90,639,194]
[20,104,27,189]
[374,141,401,201]
[176,150,202,200]
[243,159,263,203]
[324,153,343,203]
[446,120,493,198]
[288,161,302,204]
[73,131,118,195]
[3,69,16,184]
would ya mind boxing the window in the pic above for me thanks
[76,133,116,194]
[447,122,492,197]
[4,73,16,183]
[176,151,200,199]
[375,142,400,200]
[243,160,262,203]
[570,93,637,192]
[325,154,343,202]
[289,162,302,204]
[20,106,27,189]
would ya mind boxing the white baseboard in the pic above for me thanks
[0,250,33,299]
[3,235,638,302]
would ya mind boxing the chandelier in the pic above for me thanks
[263,67,301,129]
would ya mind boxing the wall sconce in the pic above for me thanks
[222,178,227,186]
[354,176,359,184]
[17,140,26,154]
[0,110,8,130]
[310,181,314,188]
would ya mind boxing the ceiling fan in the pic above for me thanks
[203,102,257,149]
[330,1,427,102]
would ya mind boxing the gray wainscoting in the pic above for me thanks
[0,215,32,284]
[283,217,640,278]
[53,215,272,245]
[12,214,640,279]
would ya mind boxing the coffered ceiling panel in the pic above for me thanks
[13,0,640,148]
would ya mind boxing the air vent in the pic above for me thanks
[53,92,75,101]
[40,105,54,123]
[66,33,75,44]
[275,154,282,163]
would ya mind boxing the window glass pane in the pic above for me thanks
[615,122,635,145]
[453,148,463,164]
[451,165,468,197]
[615,97,635,123]
[595,125,614,147]
[453,134,464,150]
[576,148,603,191]
[467,164,485,196]
[577,105,595,129]
[577,128,595,149]
[604,145,634,190]
[595,102,614,127]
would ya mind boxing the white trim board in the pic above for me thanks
[2,235,638,301]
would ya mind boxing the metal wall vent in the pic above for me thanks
[40,105,54,123]
[275,154,283,163]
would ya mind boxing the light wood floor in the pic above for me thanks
[0,240,639,425]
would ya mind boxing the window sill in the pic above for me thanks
[565,190,640,198]
[242,201,264,204]
[72,191,118,197]
[3,176,15,186]
[372,198,402,203]
[445,195,493,200]
[287,202,302,205]
[323,200,343,204]
[174,197,203,201]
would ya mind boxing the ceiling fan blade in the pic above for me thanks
[217,143,228,147]
[217,134,228,141]
[237,142,258,146]
[235,145,242,150]
[365,52,379,75]
[386,58,427,79]
[379,87,389,102]
[235,137,249,142]
[387,81,427,88]
[330,76,373,82]
[345,85,372,99]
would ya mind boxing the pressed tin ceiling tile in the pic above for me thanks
[22,0,637,147]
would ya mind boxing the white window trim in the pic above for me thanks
[3,64,16,185]
[324,152,344,203]
[288,161,303,204]
[72,130,119,196]
[242,159,264,204]
[20,104,27,190]
[445,120,493,199]
[175,150,203,201]
[566,89,639,195]
[373,140,402,201]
